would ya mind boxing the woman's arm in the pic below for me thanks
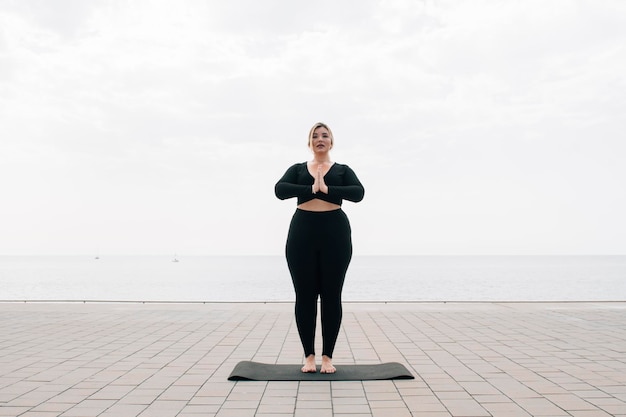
[327,165,365,202]
[275,164,312,200]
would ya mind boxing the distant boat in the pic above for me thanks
[172,254,179,263]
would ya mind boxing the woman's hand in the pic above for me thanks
[312,176,320,194]
[312,164,328,194]
[317,165,329,194]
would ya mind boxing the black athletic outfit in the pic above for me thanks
[275,162,364,358]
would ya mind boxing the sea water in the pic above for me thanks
[1,255,625,302]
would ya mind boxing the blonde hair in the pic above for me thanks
[307,122,334,148]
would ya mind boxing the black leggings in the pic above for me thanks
[285,208,353,358]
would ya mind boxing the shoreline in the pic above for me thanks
[2,299,626,304]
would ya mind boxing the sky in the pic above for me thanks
[1,0,625,256]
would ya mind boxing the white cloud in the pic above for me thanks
[1,0,625,255]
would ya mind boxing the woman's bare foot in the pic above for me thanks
[320,355,336,374]
[301,354,317,373]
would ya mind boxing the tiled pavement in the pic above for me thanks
[1,302,625,417]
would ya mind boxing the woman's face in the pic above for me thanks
[309,126,333,152]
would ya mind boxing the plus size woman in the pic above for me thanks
[275,122,365,373]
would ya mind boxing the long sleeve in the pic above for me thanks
[275,164,312,200]
[327,165,365,202]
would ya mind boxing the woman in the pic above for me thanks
[275,122,365,373]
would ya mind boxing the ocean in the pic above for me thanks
[1,255,625,302]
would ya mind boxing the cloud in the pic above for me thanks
[1,0,625,254]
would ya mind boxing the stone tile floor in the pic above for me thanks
[1,302,625,416]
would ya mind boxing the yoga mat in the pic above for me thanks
[228,361,414,381]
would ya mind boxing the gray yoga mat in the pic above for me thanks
[227,361,414,381]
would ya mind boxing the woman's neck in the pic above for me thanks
[312,154,332,164]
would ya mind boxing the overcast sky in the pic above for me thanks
[1,0,625,256]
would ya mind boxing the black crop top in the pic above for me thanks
[275,162,365,205]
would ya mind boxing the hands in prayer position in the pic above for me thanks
[312,164,329,195]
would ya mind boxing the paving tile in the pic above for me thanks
[219,400,259,409]
[332,396,369,405]
[259,396,296,405]
[214,409,256,417]
[568,411,615,417]
[481,401,533,416]
[97,403,148,417]
[333,403,371,413]
[294,409,333,417]
[439,398,491,416]
[295,399,332,409]
[332,389,367,398]
[371,407,412,417]
[515,397,571,416]
[333,414,373,417]
[1,302,626,417]
[256,403,295,414]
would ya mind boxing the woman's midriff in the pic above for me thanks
[297,199,341,212]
